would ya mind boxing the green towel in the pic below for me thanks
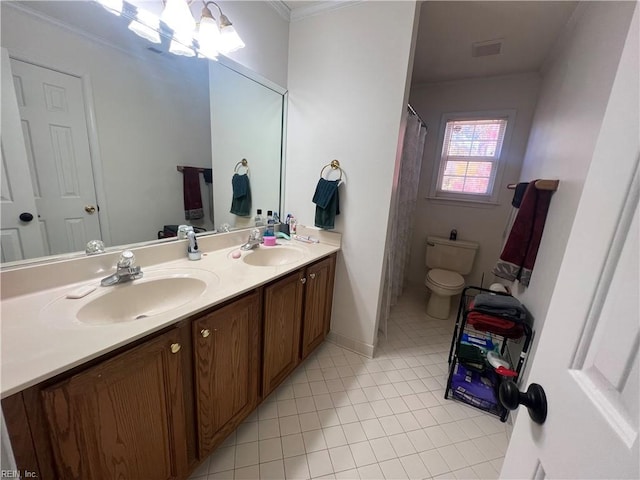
[313,178,340,229]
[230,174,251,217]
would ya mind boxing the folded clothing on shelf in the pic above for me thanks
[472,293,526,319]
[466,310,525,338]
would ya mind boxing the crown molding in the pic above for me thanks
[289,1,363,22]
[266,0,291,21]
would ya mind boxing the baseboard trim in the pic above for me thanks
[326,331,375,358]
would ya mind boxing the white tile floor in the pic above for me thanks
[190,288,511,480]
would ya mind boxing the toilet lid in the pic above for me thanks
[427,269,465,289]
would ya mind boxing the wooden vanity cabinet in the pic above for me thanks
[40,327,190,480]
[192,291,261,459]
[263,254,337,397]
[301,255,336,360]
[3,253,337,479]
[262,270,305,397]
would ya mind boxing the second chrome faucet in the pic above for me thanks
[100,250,143,286]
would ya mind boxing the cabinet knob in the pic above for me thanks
[300,277,307,284]
[170,343,181,354]
[309,273,316,279]
[201,329,211,338]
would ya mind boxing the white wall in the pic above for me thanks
[1,6,213,246]
[216,1,289,88]
[408,73,541,289]
[512,1,635,342]
[286,1,419,355]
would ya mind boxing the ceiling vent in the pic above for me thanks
[472,39,503,58]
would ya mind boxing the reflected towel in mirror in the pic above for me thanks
[183,167,204,220]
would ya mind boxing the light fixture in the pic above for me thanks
[95,0,244,59]
[128,8,161,43]
[199,2,245,55]
[161,0,196,37]
[197,4,220,59]
[169,33,197,57]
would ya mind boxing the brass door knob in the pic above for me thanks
[84,205,97,214]
[309,273,316,279]
[170,343,181,354]
[300,277,307,284]
[201,329,211,338]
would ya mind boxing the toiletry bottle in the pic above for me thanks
[255,209,264,227]
[266,210,275,236]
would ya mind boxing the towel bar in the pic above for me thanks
[320,159,343,180]
[507,179,559,191]
[234,158,250,175]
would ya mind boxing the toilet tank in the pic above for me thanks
[425,236,479,275]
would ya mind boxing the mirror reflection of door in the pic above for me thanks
[4,55,102,259]
[1,48,45,262]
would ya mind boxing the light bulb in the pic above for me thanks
[161,0,196,37]
[218,24,245,54]
[197,16,220,59]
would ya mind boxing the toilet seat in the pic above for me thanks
[426,268,465,290]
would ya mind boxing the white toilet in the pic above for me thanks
[424,236,479,319]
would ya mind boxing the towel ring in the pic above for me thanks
[320,159,343,180]
[234,158,250,175]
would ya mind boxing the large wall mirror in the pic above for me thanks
[0,0,285,266]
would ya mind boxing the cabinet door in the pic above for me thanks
[301,255,336,359]
[193,291,261,458]
[263,270,304,397]
[41,329,189,480]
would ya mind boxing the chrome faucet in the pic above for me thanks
[100,250,143,286]
[241,228,262,251]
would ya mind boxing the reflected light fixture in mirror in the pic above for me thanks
[96,0,245,59]
[128,8,161,43]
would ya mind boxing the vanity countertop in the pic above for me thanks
[1,231,340,398]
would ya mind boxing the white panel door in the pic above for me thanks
[501,9,639,479]
[9,57,101,256]
[0,48,45,262]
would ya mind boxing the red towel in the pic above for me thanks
[467,311,525,339]
[182,167,203,220]
[493,181,552,286]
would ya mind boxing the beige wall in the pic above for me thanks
[407,73,541,289]
[286,1,419,355]
[512,1,635,344]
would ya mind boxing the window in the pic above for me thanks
[431,111,514,203]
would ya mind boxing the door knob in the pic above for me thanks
[170,343,181,354]
[499,380,547,424]
[300,277,307,284]
[201,329,210,338]
[19,212,34,222]
[309,273,316,279]
[84,205,97,214]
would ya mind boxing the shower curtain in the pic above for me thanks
[380,108,427,336]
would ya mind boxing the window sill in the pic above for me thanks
[426,195,500,208]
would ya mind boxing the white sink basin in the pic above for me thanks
[42,269,218,327]
[77,277,206,325]
[241,246,305,267]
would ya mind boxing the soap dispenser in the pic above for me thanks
[187,230,201,261]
